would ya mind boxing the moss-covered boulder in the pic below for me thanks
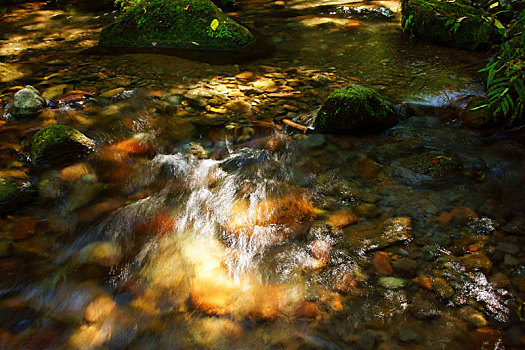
[31,125,95,166]
[401,0,501,51]
[315,85,395,133]
[10,86,46,117]
[99,0,255,50]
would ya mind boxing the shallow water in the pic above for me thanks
[0,1,524,349]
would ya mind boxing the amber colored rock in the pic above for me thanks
[84,295,117,323]
[191,275,236,316]
[131,288,161,316]
[76,200,122,224]
[293,300,320,319]
[224,100,252,115]
[373,251,393,276]
[60,163,90,181]
[112,139,155,155]
[225,193,316,240]
[234,71,255,80]
[332,272,357,294]
[311,239,332,263]
[435,212,453,224]
[249,285,287,320]
[68,323,110,349]
[327,210,358,228]
[355,203,382,219]
[460,252,492,274]
[450,206,478,224]
[412,275,433,290]
[353,157,381,180]
[466,328,503,350]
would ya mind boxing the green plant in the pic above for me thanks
[477,9,525,125]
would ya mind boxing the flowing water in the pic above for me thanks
[0,0,524,349]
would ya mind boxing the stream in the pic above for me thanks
[0,0,524,349]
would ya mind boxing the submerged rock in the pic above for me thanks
[392,150,463,187]
[31,125,95,166]
[401,0,500,50]
[10,85,46,117]
[315,84,395,133]
[0,177,32,214]
[99,0,255,50]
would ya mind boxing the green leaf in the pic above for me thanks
[210,19,219,31]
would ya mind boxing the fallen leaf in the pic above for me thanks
[210,19,219,31]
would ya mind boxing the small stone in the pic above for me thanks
[60,163,90,181]
[459,307,488,328]
[74,241,122,267]
[42,84,70,100]
[84,295,117,323]
[450,206,478,225]
[434,277,454,299]
[311,239,332,262]
[504,254,519,267]
[327,210,358,228]
[392,258,418,278]
[412,275,433,290]
[99,87,125,98]
[373,251,392,276]
[466,328,502,350]
[355,203,382,219]
[224,100,252,115]
[293,300,319,319]
[459,252,492,274]
[353,157,381,180]
[489,273,509,288]
[283,104,299,112]
[332,272,357,294]
[234,71,255,80]
[398,329,421,343]
[297,134,325,149]
[377,277,405,289]
[11,85,46,116]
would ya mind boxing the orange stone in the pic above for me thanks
[84,295,117,323]
[293,300,320,319]
[60,163,90,181]
[373,251,393,276]
[311,239,332,262]
[234,71,255,80]
[327,210,358,228]
[412,275,433,291]
[113,139,155,155]
[333,272,357,294]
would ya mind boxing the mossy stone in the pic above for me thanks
[99,0,255,50]
[31,125,95,166]
[315,84,395,133]
[401,0,501,50]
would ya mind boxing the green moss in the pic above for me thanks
[401,0,501,50]
[315,84,394,133]
[32,125,95,164]
[99,0,255,50]
[0,177,17,204]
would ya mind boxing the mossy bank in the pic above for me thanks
[99,0,255,50]
[401,0,501,50]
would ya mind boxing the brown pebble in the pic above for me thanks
[84,295,117,323]
[267,92,299,98]
[293,300,319,319]
[311,239,332,262]
[283,104,299,112]
[333,272,357,294]
[234,71,255,80]
[327,210,358,228]
[413,275,433,290]
[373,252,393,276]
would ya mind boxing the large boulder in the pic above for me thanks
[31,125,95,166]
[401,0,501,51]
[315,84,395,133]
[99,0,255,50]
[10,86,46,117]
